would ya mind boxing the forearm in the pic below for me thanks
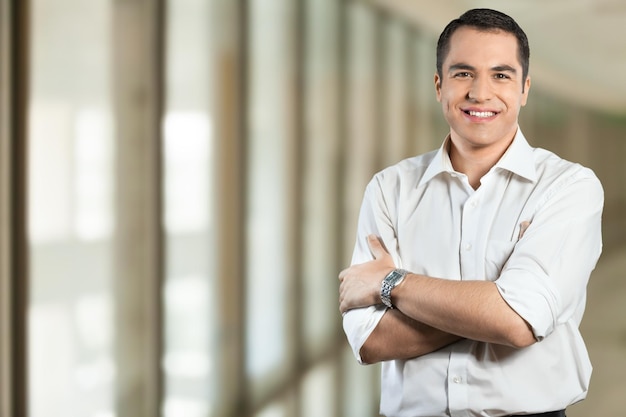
[393,274,536,348]
[360,309,462,364]
[339,235,536,356]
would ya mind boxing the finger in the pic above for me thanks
[518,220,531,240]
[338,267,349,281]
[339,299,348,314]
[367,234,389,259]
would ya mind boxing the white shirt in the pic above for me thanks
[343,129,603,417]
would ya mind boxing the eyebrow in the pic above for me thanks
[492,65,517,74]
[448,63,475,72]
[448,63,517,74]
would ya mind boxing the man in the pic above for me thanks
[339,8,603,417]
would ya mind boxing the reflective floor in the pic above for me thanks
[569,245,626,417]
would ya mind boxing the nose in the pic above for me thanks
[467,76,492,101]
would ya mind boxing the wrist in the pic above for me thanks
[380,269,409,309]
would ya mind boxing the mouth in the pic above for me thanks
[464,110,497,118]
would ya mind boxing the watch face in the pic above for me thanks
[388,270,406,286]
[381,269,407,309]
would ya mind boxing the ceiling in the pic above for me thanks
[372,0,626,114]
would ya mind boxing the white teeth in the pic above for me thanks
[468,111,495,118]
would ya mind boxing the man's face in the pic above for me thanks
[435,27,530,154]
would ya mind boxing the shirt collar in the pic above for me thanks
[418,128,537,188]
[418,135,454,187]
[494,129,537,182]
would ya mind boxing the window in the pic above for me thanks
[162,0,215,416]
[27,1,115,416]
[245,0,296,400]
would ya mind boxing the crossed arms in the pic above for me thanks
[338,235,536,364]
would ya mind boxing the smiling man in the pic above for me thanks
[339,9,603,417]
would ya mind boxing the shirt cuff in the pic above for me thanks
[496,268,560,341]
[342,304,387,363]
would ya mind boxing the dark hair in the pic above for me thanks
[436,8,530,83]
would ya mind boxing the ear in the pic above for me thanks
[521,76,531,106]
[434,73,442,102]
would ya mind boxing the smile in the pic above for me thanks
[465,110,497,118]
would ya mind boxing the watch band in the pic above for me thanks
[380,269,409,309]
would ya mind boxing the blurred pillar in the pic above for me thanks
[210,0,247,415]
[0,0,29,416]
[112,0,165,416]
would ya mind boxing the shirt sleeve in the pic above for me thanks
[342,175,401,363]
[496,167,604,341]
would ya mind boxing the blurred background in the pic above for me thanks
[0,0,624,416]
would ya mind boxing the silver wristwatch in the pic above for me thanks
[380,269,409,309]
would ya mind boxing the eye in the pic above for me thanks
[454,72,472,79]
[494,73,510,80]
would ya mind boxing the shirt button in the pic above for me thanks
[464,243,472,251]
[471,200,478,208]
[453,376,462,384]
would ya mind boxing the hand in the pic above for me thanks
[338,235,396,314]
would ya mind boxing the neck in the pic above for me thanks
[448,136,514,190]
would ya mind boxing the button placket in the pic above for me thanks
[460,195,480,280]
[447,343,470,416]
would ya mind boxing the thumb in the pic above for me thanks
[367,235,390,259]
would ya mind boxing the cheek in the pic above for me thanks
[504,90,527,109]
[440,95,453,113]
[438,87,461,109]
